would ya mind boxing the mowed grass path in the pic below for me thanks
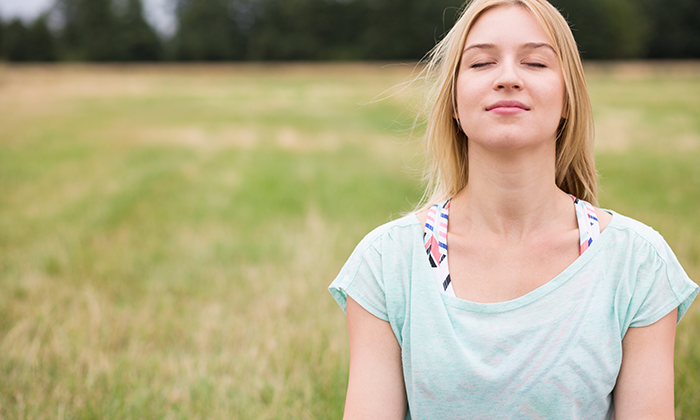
[0,62,698,419]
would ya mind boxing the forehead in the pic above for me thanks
[465,5,552,46]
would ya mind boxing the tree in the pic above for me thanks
[57,0,121,60]
[247,0,463,60]
[248,0,363,60]
[0,19,4,58]
[359,0,463,60]
[117,0,163,60]
[56,0,162,61]
[549,0,649,59]
[27,15,57,61]
[175,0,245,60]
[2,19,31,61]
[640,0,700,58]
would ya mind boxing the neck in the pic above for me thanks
[450,142,572,238]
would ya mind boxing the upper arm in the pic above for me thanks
[613,308,677,420]
[344,296,407,419]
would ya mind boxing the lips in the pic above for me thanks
[486,100,530,111]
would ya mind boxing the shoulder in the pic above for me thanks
[330,213,422,318]
[601,210,697,298]
[593,210,689,287]
[416,208,429,230]
[339,213,422,275]
[600,210,698,328]
[355,214,422,253]
[602,210,668,252]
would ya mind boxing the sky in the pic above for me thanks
[0,0,177,35]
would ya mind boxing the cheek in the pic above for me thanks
[551,79,566,117]
[455,71,492,114]
[454,83,485,138]
[537,80,565,118]
[454,81,477,118]
[541,84,566,137]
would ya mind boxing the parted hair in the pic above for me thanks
[417,0,598,210]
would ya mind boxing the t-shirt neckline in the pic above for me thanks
[411,207,617,312]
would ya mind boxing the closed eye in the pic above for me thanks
[525,62,547,68]
[471,62,494,68]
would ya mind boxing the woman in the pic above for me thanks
[329,0,698,418]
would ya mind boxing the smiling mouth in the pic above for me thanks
[486,101,530,111]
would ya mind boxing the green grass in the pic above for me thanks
[0,62,698,418]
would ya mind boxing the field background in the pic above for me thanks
[0,62,698,419]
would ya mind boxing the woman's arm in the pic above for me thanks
[344,296,407,419]
[613,308,677,420]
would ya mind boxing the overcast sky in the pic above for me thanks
[0,0,177,35]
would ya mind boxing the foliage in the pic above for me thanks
[248,0,462,60]
[0,17,56,61]
[55,0,162,60]
[1,0,699,61]
[639,0,700,58]
[247,0,365,60]
[28,16,58,61]
[357,0,462,60]
[550,0,649,59]
[1,19,29,61]
[117,0,164,60]
[57,0,121,60]
[174,0,245,60]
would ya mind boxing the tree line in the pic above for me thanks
[1,0,698,62]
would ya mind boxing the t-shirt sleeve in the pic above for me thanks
[329,229,389,321]
[624,230,698,329]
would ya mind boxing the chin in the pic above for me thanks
[468,132,554,151]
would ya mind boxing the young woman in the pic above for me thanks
[329,0,698,418]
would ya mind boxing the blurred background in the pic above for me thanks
[0,0,699,61]
[1,0,699,418]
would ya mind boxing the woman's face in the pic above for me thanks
[455,6,565,152]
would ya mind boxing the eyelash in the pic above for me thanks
[470,62,547,69]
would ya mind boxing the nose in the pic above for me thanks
[493,61,523,91]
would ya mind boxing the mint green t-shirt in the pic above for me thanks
[329,211,698,419]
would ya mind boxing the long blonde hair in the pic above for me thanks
[416,0,597,210]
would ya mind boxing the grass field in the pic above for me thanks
[0,62,698,419]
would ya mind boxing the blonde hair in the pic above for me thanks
[416,0,597,210]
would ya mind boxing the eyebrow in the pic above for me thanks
[462,42,557,54]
